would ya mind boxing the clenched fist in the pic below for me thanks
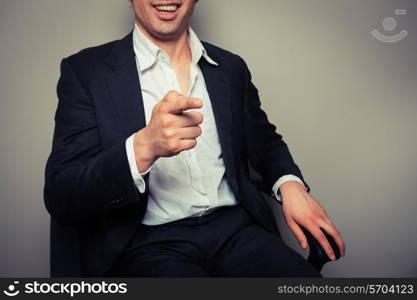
[133,90,203,172]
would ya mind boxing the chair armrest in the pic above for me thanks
[300,224,341,271]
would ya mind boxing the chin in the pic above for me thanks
[153,24,185,39]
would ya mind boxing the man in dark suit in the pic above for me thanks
[44,0,345,277]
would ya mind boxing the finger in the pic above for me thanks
[176,126,202,139]
[163,97,203,114]
[318,220,346,257]
[176,111,204,127]
[286,218,308,249]
[159,112,203,132]
[309,224,336,260]
[163,90,184,102]
[179,139,197,151]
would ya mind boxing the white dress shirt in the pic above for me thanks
[125,24,304,225]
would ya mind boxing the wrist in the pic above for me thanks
[133,128,157,172]
[279,181,306,197]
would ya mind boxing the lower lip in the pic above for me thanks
[153,6,180,21]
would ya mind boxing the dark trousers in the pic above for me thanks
[104,204,322,277]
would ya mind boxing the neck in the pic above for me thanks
[135,22,191,66]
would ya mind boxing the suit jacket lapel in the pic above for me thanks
[199,59,237,185]
[105,32,146,136]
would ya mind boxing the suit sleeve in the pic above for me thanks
[241,59,311,194]
[44,58,145,225]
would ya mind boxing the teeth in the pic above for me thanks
[155,5,178,12]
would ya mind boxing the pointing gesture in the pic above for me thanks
[160,91,203,114]
[133,90,204,172]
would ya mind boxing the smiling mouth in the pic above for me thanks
[152,3,182,14]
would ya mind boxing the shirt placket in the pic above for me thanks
[164,55,207,197]
[185,65,207,196]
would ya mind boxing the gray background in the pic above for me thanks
[0,0,416,277]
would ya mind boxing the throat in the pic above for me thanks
[175,66,191,96]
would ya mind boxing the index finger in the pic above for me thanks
[164,97,203,114]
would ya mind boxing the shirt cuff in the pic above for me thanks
[126,134,153,194]
[271,175,306,202]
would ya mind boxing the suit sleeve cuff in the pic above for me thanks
[126,134,153,193]
[271,174,306,202]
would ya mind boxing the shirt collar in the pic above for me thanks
[133,23,218,72]
[188,27,218,67]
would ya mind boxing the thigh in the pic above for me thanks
[104,244,210,277]
[104,222,210,277]
[211,223,322,277]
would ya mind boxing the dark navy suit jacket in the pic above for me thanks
[44,31,309,277]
